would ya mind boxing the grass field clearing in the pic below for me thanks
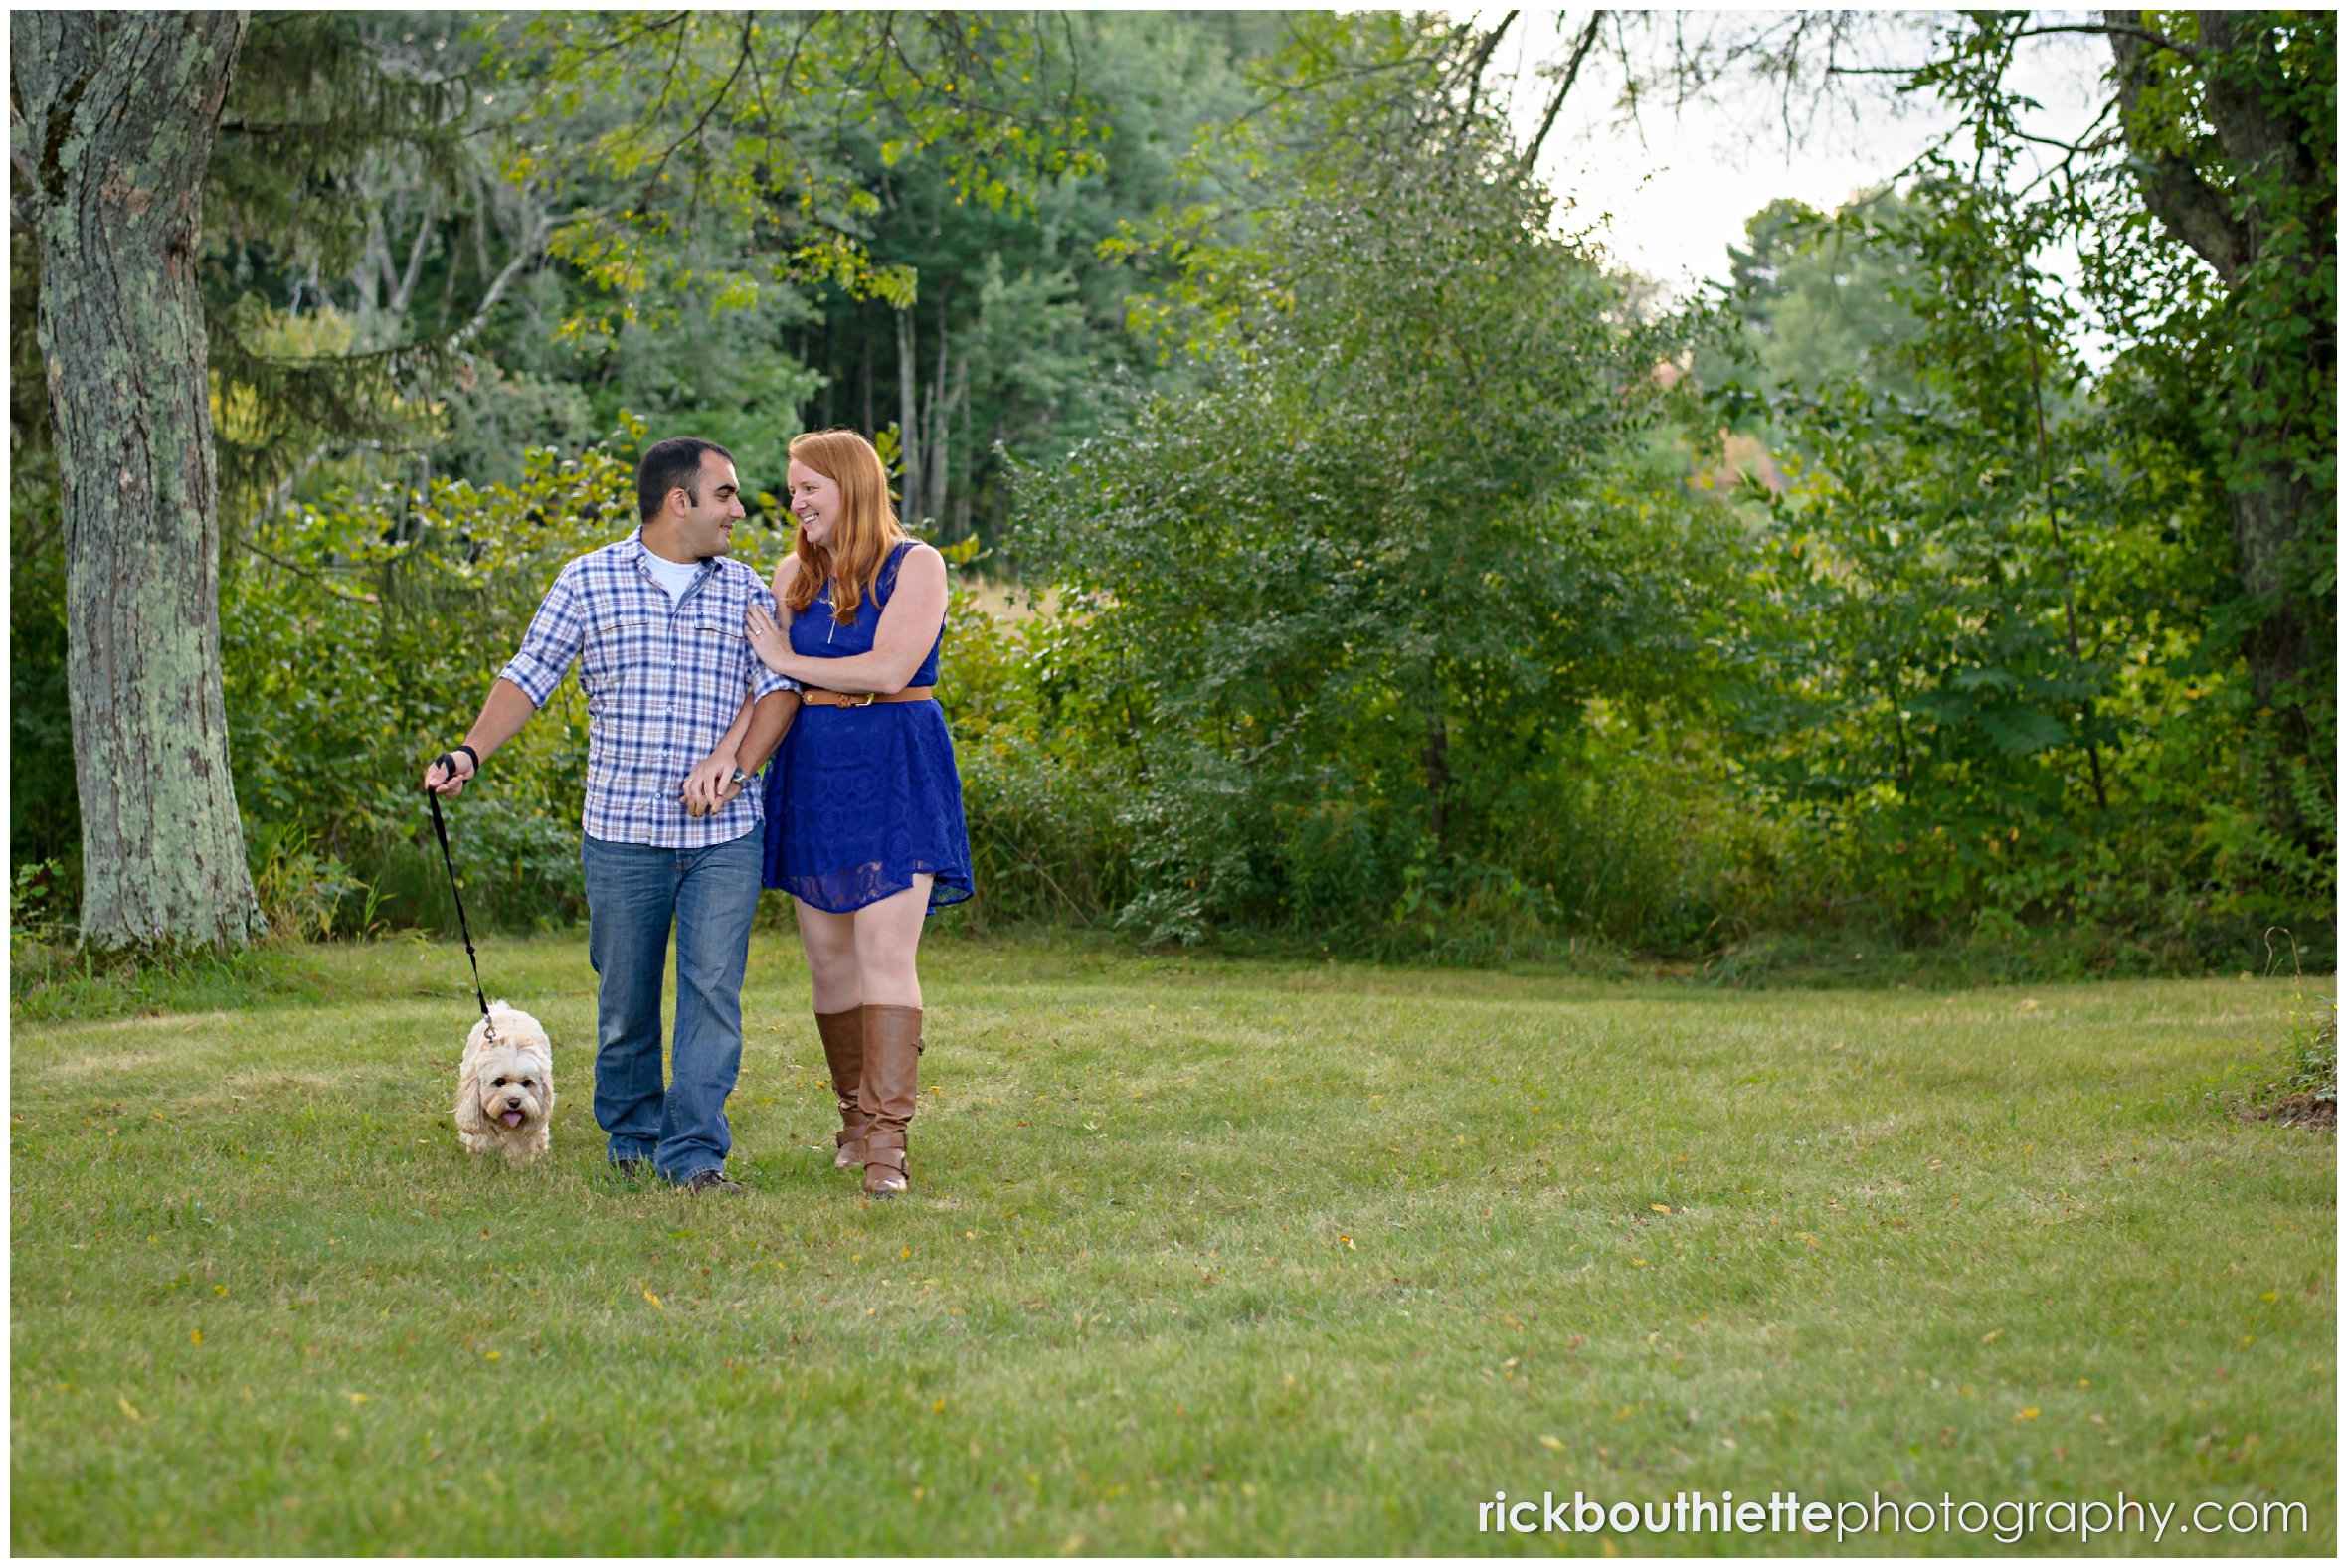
[10,934,2334,1553]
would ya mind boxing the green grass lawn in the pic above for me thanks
[10,933,2335,1554]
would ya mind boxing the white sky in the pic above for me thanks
[1480,9,2114,297]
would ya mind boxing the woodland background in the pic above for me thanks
[9,10,2335,981]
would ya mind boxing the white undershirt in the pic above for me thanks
[640,551,705,607]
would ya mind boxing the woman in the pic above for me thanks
[729,429,971,1199]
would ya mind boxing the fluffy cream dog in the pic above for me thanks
[453,1002,554,1165]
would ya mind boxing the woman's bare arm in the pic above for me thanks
[745,544,946,694]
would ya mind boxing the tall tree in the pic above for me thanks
[2096,9,2333,731]
[12,12,263,949]
[1582,8,2334,861]
[1016,15,1713,944]
[1695,190,1928,408]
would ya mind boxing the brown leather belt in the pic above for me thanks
[799,685,935,708]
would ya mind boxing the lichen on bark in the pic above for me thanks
[14,11,264,949]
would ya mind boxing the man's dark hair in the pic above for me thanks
[636,437,735,523]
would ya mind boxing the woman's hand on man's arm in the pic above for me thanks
[745,604,795,676]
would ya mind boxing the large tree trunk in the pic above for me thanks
[14,11,263,949]
[2104,10,2334,723]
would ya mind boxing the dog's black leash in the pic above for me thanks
[426,760,497,1046]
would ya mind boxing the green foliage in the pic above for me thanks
[249,824,382,944]
[1692,191,1927,413]
[219,421,675,933]
[1705,167,2327,942]
[9,7,2331,978]
[212,414,1131,943]
[203,12,485,519]
[489,12,1107,341]
[1009,19,1737,955]
[7,442,75,895]
[935,591,1132,932]
[2272,1004,2338,1110]
[1905,9,2333,863]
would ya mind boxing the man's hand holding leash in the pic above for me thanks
[423,677,538,801]
[425,744,479,799]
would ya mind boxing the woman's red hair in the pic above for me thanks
[785,429,908,625]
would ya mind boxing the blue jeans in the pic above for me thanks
[581,830,764,1182]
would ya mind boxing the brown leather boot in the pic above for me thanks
[813,1006,869,1170]
[859,1004,924,1198]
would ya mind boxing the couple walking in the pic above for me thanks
[422,430,971,1199]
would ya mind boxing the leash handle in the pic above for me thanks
[426,775,495,1041]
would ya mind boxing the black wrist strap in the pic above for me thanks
[453,743,479,773]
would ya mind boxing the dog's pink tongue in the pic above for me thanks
[502,1111,524,1128]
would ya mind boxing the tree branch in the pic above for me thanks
[1522,11,1605,171]
[2014,21,2201,59]
[631,13,755,220]
[234,536,382,604]
[1457,8,1519,122]
[2104,8,2249,286]
[389,199,437,318]
[452,203,549,345]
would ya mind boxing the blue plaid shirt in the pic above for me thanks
[498,530,799,848]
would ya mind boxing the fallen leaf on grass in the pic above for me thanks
[1539,1435,1565,1452]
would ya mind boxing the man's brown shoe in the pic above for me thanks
[813,1005,870,1169]
[680,1168,744,1194]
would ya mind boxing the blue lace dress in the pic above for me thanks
[762,541,974,914]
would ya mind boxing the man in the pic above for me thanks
[424,437,801,1192]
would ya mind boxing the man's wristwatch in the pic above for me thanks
[727,767,751,791]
